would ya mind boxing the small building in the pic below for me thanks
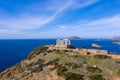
[55,39,75,49]
[56,39,65,45]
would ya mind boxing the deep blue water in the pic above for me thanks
[0,39,120,72]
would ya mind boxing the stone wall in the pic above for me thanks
[86,49,108,55]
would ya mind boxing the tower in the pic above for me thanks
[65,39,71,45]
[56,39,64,45]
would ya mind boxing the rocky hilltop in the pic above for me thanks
[0,46,120,80]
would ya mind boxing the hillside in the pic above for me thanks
[0,46,120,80]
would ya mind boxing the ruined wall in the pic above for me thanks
[86,49,108,55]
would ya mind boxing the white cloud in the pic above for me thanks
[0,0,101,38]
[58,15,120,38]
[0,0,99,29]
[1,14,120,39]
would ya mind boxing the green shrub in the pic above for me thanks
[63,50,73,52]
[27,59,44,68]
[27,59,44,72]
[72,55,80,58]
[56,66,67,76]
[115,60,120,64]
[46,59,59,66]
[65,63,82,69]
[6,72,12,78]
[86,66,102,73]
[35,59,45,65]
[22,72,29,78]
[64,50,69,52]
[27,46,48,60]
[94,55,111,59]
[39,46,48,52]
[52,49,65,54]
[43,53,47,56]
[117,69,120,76]
[46,50,53,53]
[27,51,36,60]
[72,63,82,69]
[27,62,35,68]
[31,65,43,73]
[65,63,73,67]
[54,50,62,54]
[65,72,84,80]
[88,75,105,80]
[14,62,25,72]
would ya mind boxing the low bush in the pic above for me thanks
[39,46,48,52]
[46,59,59,66]
[65,63,82,69]
[27,59,44,68]
[27,46,48,60]
[27,59,44,72]
[88,75,105,80]
[35,59,45,65]
[71,55,80,58]
[56,66,67,76]
[86,66,102,73]
[54,50,62,54]
[94,55,111,59]
[63,50,69,52]
[72,63,82,69]
[117,69,120,76]
[46,50,53,53]
[31,65,43,73]
[65,72,84,80]
[43,53,47,56]
[115,60,120,64]
[14,63,25,72]
[6,72,12,78]
[27,62,35,68]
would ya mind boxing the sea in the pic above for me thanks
[0,39,120,72]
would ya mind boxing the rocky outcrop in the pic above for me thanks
[113,42,120,45]
[92,43,102,48]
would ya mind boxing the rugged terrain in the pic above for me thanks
[0,46,120,80]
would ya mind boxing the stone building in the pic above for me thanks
[56,39,65,45]
[55,39,74,48]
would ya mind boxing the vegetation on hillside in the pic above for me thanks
[0,46,120,80]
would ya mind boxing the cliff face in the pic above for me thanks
[0,46,120,80]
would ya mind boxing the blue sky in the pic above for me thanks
[0,0,120,39]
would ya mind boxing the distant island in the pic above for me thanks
[110,36,120,40]
[92,43,102,48]
[113,42,120,45]
[0,39,120,80]
[68,36,82,40]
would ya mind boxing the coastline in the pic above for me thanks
[0,39,120,73]
[0,45,120,80]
